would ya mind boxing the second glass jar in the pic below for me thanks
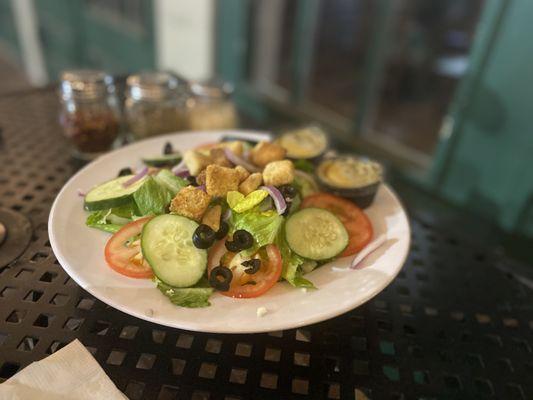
[186,80,238,131]
[125,71,187,139]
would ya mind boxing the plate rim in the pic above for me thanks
[49,130,411,333]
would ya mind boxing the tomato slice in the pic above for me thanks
[301,192,373,257]
[104,217,154,279]
[208,241,282,298]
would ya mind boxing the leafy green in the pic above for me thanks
[227,191,244,209]
[293,173,319,198]
[133,177,173,216]
[288,194,301,215]
[231,208,283,256]
[108,203,139,219]
[86,202,144,233]
[301,260,318,274]
[155,277,213,308]
[291,274,316,289]
[86,209,124,234]
[275,225,316,289]
[154,169,188,196]
[293,159,315,173]
[227,190,269,213]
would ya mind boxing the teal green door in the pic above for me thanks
[430,0,533,236]
[34,0,155,80]
[80,0,155,73]
[216,0,533,237]
[34,0,84,80]
[0,0,21,61]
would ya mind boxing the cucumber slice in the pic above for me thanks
[141,214,207,287]
[84,175,147,211]
[285,208,348,260]
[142,153,182,167]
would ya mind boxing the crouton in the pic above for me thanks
[196,169,207,186]
[239,172,263,195]
[249,141,286,167]
[170,186,211,221]
[183,150,212,176]
[234,165,250,182]
[262,160,294,187]
[201,205,222,232]
[205,164,240,197]
[209,148,232,167]
[217,141,244,156]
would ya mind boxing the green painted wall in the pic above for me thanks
[0,0,20,61]
[34,0,84,79]
[80,1,155,74]
[436,0,533,236]
[33,0,154,80]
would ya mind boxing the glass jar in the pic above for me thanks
[59,70,121,159]
[125,71,186,139]
[186,80,238,130]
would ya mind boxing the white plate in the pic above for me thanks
[49,131,410,334]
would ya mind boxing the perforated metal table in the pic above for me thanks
[0,90,532,400]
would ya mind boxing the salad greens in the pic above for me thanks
[155,277,214,308]
[229,201,317,289]
[153,169,188,196]
[293,159,315,173]
[276,227,316,289]
[86,209,124,234]
[230,207,283,257]
[133,177,173,216]
[81,137,366,310]
[86,203,141,233]
[293,174,318,198]
[227,190,269,213]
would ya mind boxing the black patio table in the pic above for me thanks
[0,88,532,400]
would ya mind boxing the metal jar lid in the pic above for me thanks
[60,70,115,101]
[126,71,185,102]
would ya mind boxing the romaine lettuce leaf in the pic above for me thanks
[275,225,316,289]
[133,177,173,216]
[291,274,316,289]
[293,173,318,198]
[227,191,244,209]
[227,190,269,213]
[86,209,123,234]
[231,208,283,256]
[154,169,188,196]
[108,203,139,220]
[293,159,315,173]
[155,278,213,308]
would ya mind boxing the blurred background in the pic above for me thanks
[0,0,532,261]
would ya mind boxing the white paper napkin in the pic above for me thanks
[0,339,126,400]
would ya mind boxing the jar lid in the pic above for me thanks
[60,70,115,101]
[189,79,234,99]
[126,71,183,101]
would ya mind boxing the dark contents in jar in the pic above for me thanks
[61,110,119,153]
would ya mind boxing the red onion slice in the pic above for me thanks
[224,148,260,172]
[175,169,190,178]
[350,235,386,269]
[222,208,232,222]
[260,185,286,215]
[123,167,148,188]
[172,159,187,175]
[77,189,86,197]
[197,184,206,192]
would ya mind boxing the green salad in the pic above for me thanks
[81,137,373,308]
